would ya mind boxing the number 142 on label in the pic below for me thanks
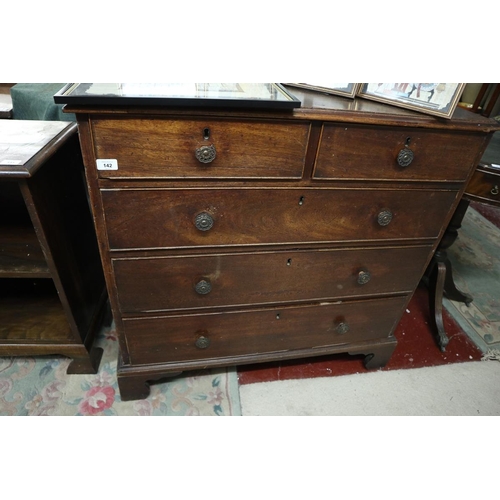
[96,159,118,170]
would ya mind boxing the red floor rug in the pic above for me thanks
[238,284,482,385]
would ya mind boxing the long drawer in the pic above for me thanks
[314,124,485,182]
[91,117,310,179]
[123,295,408,365]
[102,187,458,250]
[113,245,431,313]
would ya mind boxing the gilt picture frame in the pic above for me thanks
[356,83,466,119]
[286,83,358,98]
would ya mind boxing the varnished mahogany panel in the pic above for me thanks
[314,124,487,182]
[123,296,407,365]
[91,117,310,179]
[113,245,431,313]
[102,187,458,250]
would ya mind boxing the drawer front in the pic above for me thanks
[113,246,431,313]
[102,187,458,250]
[314,125,484,181]
[92,117,310,179]
[465,167,500,205]
[123,296,408,365]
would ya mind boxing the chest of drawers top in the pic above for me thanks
[69,89,498,186]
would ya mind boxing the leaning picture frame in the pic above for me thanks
[53,83,301,110]
[285,83,358,98]
[356,83,466,119]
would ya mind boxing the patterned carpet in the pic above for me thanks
[444,206,500,353]
[0,327,241,416]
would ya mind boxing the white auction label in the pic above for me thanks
[96,159,118,170]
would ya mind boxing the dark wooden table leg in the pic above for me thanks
[428,260,449,351]
[424,198,472,351]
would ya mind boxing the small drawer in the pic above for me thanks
[313,124,485,182]
[113,246,432,313]
[101,187,458,250]
[91,117,310,179]
[123,296,408,365]
[465,166,500,205]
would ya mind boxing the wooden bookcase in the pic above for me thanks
[0,120,107,373]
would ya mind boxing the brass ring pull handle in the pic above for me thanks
[195,279,212,295]
[195,144,216,164]
[357,270,371,285]
[397,148,414,167]
[335,322,350,335]
[195,336,211,349]
[491,185,499,196]
[377,209,393,226]
[194,212,214,231]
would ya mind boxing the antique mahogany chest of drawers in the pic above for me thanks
[63,86,498,400]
